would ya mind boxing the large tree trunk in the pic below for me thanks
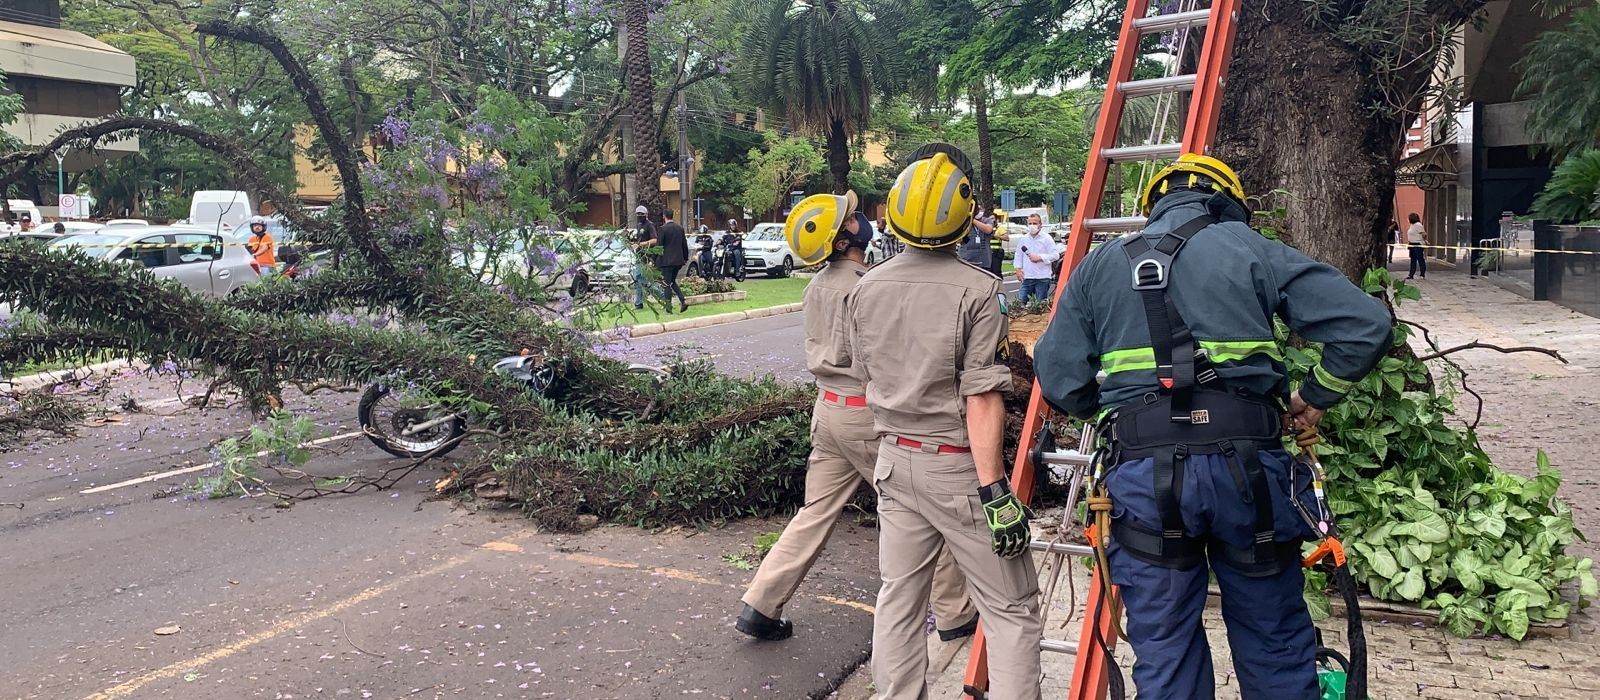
[622,0,664,214]
[1213,0,1484,280]
[973,86,994,211]
[826,119,851,194]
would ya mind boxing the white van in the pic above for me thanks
[3,200,44,232]
[188,191,255,233]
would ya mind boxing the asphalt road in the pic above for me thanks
[1,356,877,699]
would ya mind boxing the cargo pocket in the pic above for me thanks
[873,448,898,508]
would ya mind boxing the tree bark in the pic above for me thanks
[973,86,994,212]
[622,0,664,215]
[1212,0,1485,280]
[826,119,851,194]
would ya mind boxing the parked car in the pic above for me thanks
[104,218,152,228]
[743,223,797,277]
[456,229,636,297]
[48,227,261,296]
[0,232,61,247]
[188,190,255,233]
[56,221,105,234]
[568,229,637,293]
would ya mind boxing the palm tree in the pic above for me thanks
[739,0,904,193]
[622,0,664,213]
[1520,5,1600,159]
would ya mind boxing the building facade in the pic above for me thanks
[0,0,137,174]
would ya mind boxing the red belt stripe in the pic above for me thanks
[821,391,868,407]
[893,436,972,454]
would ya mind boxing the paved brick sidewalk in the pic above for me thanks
[834,268,1600,699]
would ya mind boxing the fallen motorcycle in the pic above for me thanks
[357,355,668,459]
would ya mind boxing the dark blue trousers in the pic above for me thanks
[1104,449,1320,700]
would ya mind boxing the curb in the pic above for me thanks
[6,358,138,392]
[628,302,803,338]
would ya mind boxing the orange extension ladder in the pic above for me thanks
[960,0,1242,697]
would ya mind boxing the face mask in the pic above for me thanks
[1027,224,1042,234]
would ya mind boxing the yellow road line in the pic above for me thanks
[81,531,532,700]
[559,552,872,613]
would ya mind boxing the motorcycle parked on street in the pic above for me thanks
[358,355,668,459]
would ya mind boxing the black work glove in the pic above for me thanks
[979,480,1033,559]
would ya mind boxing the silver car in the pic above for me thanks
[49,227,261,296]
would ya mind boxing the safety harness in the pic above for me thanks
[1105,213,1301,577]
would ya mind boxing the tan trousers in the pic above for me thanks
[743,396,975,627]
[872,440,1043,700]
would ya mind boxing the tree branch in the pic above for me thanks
[195,20,389,275]
[1414,341,1568,364]
[0,116,328,239]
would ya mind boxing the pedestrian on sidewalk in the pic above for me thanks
[736,189,979,644]
[631,205,660,310]
[656,208,691,313]
[1387,219,1401,263]
[1407,212,1428,279]
[1013,213,1061,304]
[1034,153,1392,700]
[842,144,1043,700]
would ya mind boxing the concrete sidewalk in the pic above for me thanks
[835,269,1600,699]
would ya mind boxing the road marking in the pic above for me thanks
[816,595,877,614]
[559,552,871,613]
[480,541,523,552]
[82,530,534,700]
[79,431,366,494]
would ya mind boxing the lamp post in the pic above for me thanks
[54,150,67,218]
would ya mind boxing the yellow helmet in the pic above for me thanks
[887,143,976,249]
[1140,153,1247,215]
[785,190,859,266]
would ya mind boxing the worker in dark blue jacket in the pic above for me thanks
[1034,153,1392,700]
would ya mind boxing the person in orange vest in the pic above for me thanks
[245,216,276,273]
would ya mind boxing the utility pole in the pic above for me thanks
[1041,147,1049,186]
[677,90,692,228]
[617,25,637,226]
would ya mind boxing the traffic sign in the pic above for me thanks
[59,194,77,213]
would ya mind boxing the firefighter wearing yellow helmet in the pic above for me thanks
[835,143,1044,699]
[1034,152,1393,699]
[737,189,981,644]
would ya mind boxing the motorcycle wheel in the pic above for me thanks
[357,383,467,459]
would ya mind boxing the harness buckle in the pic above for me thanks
[1131,259,1168,290]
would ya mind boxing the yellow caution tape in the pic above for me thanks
[1395,243,1600,256]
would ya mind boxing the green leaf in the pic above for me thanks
[1392,511,1451,544]
[1363,544,1401,580]
[1396,567,1426,601]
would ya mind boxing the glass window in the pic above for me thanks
[114,236,171,268]
[173,234,223,263]
[50,233,124,259]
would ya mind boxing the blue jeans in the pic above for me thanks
[633,267,649,308]
[1105,449,1320,700]
[1018,278,1052,304]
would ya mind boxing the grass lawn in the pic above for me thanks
[576,275,811,330]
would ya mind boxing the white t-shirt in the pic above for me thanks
[1406,222,1426,245]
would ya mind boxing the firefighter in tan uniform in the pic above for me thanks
[838,144,1043,699]
[736,190,979,642]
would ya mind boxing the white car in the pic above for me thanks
[456,229,637,297]
[49,227,261,296]
[104,218,152,228]
[743,223,797,277]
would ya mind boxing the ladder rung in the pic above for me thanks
[1038,450,1092,467]
[1030,540,1095,557]
[1084,216,1147,232]
[1040,639,1080,655]
[1102,143,1182,162]
[1131,8,1211,33]
[1119,74,1196,97]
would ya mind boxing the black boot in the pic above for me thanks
[735,604,793,641]
[937,612,980,642]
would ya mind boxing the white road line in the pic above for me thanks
[79,430,366,495]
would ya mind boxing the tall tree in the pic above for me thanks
[738,0,904,193]
[622,0,665,213]
[1214,0,1487,278]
